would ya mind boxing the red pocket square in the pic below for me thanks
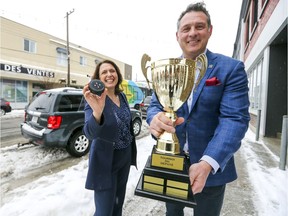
[205,77,221,86]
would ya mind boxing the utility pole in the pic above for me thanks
[65,9,74,87]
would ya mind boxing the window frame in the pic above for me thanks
[56,47,68,66]
[80,56,87,66]
[23,38,36,53]
[248,58,263,112]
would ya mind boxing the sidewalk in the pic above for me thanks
[261,136,281,158]
[221,131,285,216]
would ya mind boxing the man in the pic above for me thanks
[146,2,250,216]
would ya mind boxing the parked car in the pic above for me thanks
[0,98,12,116]
[140,96,152,118]
[130,108,142,136]
[20,87,142,157]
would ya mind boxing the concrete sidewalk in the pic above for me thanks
[261,136,282,158]
[221,135,282,216]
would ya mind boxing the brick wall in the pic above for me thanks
[244,0,280,60]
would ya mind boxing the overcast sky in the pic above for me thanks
[1,0,242,81]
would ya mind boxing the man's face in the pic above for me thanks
[176,11,212,59]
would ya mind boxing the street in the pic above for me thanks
[0,116,28,148]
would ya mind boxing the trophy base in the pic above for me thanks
[134,154,196,208]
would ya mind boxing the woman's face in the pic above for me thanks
[98,63,118,90]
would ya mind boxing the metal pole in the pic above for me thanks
[279,115,287,170]
[65,9,74,87]
[256,109,261,141]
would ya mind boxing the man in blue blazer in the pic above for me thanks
[146,2,250,216]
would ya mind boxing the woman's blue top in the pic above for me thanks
[107,94,132,149]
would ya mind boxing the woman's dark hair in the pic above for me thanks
[91,59,123,94]
[177,2,211,30]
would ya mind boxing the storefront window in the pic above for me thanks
[1,79,15,102]
[16,80,28,102]
[0,79,27,103]
[32,83,45,97]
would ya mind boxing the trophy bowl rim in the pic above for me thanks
[151,58,199,68]
[150,53,207,68]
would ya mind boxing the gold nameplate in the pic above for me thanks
[167,180,189,199]
[166,187,188,199]
[144,175,164,185]
[143,182,164,194]
[151,153,184,171]
[143,175,164,194]
[143,175,189,199]
[167,180,188,190]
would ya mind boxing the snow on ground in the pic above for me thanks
[0,110,287,215]
[240,129,287,216]
[0,109,25,119]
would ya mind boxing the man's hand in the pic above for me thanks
[189,160,212,194]
[149,112,184,138]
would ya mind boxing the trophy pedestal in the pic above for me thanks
[135,146,196,208]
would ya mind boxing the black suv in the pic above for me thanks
[21,87,142,157]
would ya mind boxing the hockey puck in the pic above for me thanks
[89,79,105,96]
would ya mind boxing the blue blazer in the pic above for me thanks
[83,92,137,191]
[146,50,250,186]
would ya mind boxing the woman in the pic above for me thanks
[83,60,137,216]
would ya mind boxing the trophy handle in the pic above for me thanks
[141,53,152,89]
[195,53,208,86]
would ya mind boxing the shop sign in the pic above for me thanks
[0,63,55,78]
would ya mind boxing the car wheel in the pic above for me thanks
[1,109,6,116]
[132,119,142,136]
[66,130,90,157]
[134,103,140,110]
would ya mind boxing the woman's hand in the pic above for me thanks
[83,83,107,123]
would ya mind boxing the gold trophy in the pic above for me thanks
[135,53,207,207]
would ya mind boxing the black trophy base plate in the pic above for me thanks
[135,156,196,208]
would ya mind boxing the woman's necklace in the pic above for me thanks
[109,94,120,107]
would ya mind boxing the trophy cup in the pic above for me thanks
[134,53,207,207]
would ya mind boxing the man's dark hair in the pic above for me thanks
[92,59,123,94]
[177,2,211,30]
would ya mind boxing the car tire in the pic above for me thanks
[134,103,140,110]
[132,119,142,137]
[66,130,90,157]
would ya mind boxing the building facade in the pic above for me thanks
[0,17,132,109]
[233,0,287,138]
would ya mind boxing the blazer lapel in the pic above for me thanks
[190,50,217,112]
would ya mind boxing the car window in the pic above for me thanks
[78,96,85,111]
[144,96,151,104]
[27,93,55,112]
[57,95,83,112]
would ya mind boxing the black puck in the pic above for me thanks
[89,79,105,96]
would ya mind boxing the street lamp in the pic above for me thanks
[65,9,74,87]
